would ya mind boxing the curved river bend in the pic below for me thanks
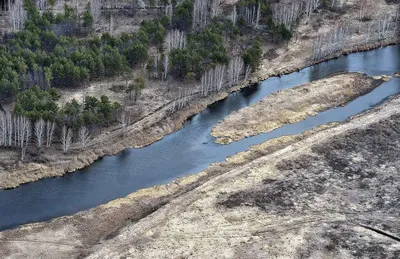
[0,45,399,231]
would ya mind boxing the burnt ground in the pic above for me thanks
[219,114,400,258]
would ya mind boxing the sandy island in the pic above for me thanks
[211,72,391,144]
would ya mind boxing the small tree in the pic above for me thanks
[82,4,94,34]
[133,77,145,102]
[34,118,45,149]
[61,125,72,153]
[78,126,90,148]
[242,38,263,72]
[126,77,146,102]
[46,120,56,148]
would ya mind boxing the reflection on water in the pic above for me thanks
[0,45,399,231]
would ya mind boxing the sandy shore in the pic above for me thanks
[211,73,391,144]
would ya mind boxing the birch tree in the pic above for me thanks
[34,118,45,149]
[272,0,302,30]
[36,0,47,12]
[9,0,26,32]
[245,2,261,28]
[304,0,320,19]
[201,65,226,97]
[119,110,130,137]
[166,30,187,52]
[231,5,237,25]
[227,56,244,86]
[193,0,209,29]
[6,111,13,147]
[377,15,391,40]
[330,0,347,9]
[20,117,31,161]
[312,23,349,60]
[78,126,90,148]
[163,53,169,81]
[90,0,102,21]
[61,126,72,153]
[46,120,55,147]
[0,112,6,146]
[211,0,221,18]
[165,3,173,21]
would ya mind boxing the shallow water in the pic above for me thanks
[0,45,399,231]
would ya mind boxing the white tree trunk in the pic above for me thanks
[61,126,72,153]
[78,126,90,148]
[201,65,226,97]
[34,118,45,149]
[46,121,55,148]
[9,0,26,32]
[228,56,244,86]
[90,0,103,22]
[0,112,6,146]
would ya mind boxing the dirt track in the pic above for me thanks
[211,73,391,144]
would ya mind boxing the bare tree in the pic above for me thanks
[312,23,349,60]
[166,30,187,52]
[244,65,251,81]
[90,0,102,21]
[9,0,26,32]
[6,111,13,147]
[78,126,90,148]
[34,118,45,149]
[211,0,221,18]
[20,117,31,161]
[272,0,302,30]
[377,15,391,40]
[0,112,6,146]
[330,0,347,9]
[227,56,244,86]
[36,0,47,12]
[119,110,130,137]
[193,0,209,29]
[201,65,226,97]
[304,0,320,19]
[245,2,261,28]
[165,3,173,21]
[231,5,237,25]
[163,53,170,81]
[61,126,72,153]
[46,120,56,148]
[170,87,194,113]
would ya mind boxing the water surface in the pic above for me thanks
[0,45,399,231]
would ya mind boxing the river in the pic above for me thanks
[0,45,399,231]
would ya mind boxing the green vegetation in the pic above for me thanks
[1,0,300,124]
[170,23,229,79]
[126,77,146,102]
[242,38,263,72]
[13,86,121,130]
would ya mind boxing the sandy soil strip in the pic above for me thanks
[211,73,391,144]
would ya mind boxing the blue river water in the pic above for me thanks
[0,45,399,231]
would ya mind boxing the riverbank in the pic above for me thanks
[211,73,391,144]
[1,84,400,258]
[1,43,398,190]
[0,0,399,189]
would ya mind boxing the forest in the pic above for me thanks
[0,0,398,160]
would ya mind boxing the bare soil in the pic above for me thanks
[211,73,391,144]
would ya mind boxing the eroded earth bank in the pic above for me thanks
[211,72,392,144]
[2,83,400,258]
